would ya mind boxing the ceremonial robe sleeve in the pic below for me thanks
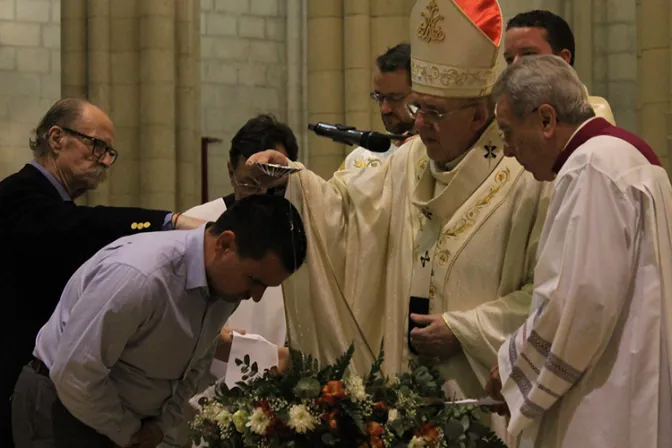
[282,159,396,372]
[50,263,155,447]
[443,178,552,371]
[497,165,637,435]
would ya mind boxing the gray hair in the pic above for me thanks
[492,55,595,124]
[30,97,88,157]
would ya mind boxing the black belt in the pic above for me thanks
[29,357,50,377]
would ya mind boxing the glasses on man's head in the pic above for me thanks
[369,91,408,106]
[61,127,118,164]
[231,172,264,195]
[405,102,476,125]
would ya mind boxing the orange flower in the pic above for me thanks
[321,410,339,431]
[367,421,384,437]
[321,380,346,405]
[374,401,387,411]
[419,423,440,445]
[369,436,384,448]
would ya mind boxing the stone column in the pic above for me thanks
[175,0,201,211]
[307,1,344,178]
[60,0,201,210]
[369,0,409,132]
[344,0,372,135]
[87,0,112,206]
[286,0,308,163]
[109,0,141,207]
[637,0,671,172]
[669,0,672,175]
[566,0,593,90]
[61,0,89,204]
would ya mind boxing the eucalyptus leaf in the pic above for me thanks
[292,377,322,398]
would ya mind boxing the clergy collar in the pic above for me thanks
[552,117,605,174]
[552,116,663,174]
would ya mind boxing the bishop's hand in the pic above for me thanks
[244,149,292,190]
[246,149,290,166]
[409,313,461,360]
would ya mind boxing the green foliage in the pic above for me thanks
[191,344,507,448]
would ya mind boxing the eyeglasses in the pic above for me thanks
[370,91,408,105]
[61,127,118,164]
[405,102,476,125]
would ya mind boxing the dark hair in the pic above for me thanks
[229,114,299,169]
[30,97,89,156]
[375,43,411,83]
[506,10,575,66]
[210,194,307,274]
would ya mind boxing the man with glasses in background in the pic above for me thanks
[339,43,416,170]
[2,98,204,447]
[247,0,550,441]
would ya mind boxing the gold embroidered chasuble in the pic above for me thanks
[281,122,550,399]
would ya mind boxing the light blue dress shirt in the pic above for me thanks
[34,226,238,446]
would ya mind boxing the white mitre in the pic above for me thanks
[410,0,504,99]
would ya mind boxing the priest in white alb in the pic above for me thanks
[247,1,549,435]
[487,54,672,447]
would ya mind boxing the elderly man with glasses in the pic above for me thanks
[1,97,204,447]
[247,0,552,442]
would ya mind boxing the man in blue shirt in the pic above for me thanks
[12,194,307,448]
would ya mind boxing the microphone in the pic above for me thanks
[308,122,392,153]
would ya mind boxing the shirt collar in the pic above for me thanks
[552,117,606,174]
[184,225,210,293]
[30,160,72,201]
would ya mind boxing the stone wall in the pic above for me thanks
[201,0,287,199]
[592,0,638,133]
[0,0,61,179]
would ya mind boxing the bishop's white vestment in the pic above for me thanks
[282,123,551,404]
[498,117,672,447]
[340,144,399,170]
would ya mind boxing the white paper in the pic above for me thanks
[223,331,279,388]
[445,397,505,406]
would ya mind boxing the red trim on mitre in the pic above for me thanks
[552,117,662,173]
[453,0,502,45]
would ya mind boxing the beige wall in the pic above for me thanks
[201,0,288,200]
[0,0,61,179]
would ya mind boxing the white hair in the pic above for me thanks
[492,55,595,124]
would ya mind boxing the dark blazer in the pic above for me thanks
[1,164,170,440]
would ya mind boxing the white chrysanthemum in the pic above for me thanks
[246,407,271,435]
[287,404,316,433]
[387,409,399,423]
[203,402,225,419]
[215,409,232,427]
[408,435,427,448]
[344,374,367,402]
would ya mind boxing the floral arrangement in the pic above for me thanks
[190,345,506,448]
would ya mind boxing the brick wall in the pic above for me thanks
[201,0,287,200]
[0,0,60,179]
